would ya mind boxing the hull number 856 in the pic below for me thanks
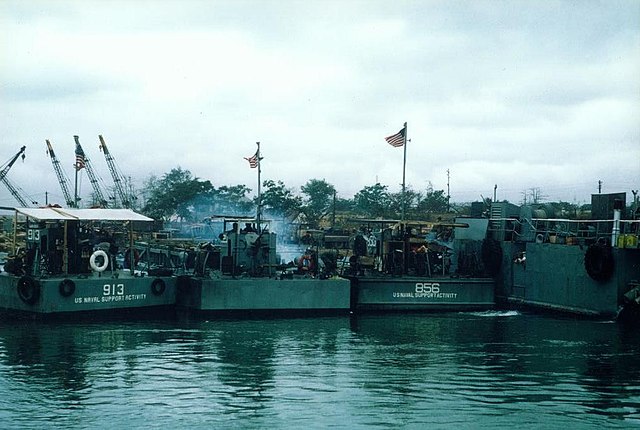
[415,283,440,294]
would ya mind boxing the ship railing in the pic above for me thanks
[134,240,193,273]
[488,217,640,248]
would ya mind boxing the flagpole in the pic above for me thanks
[401,122,407,221]
[74,135,79,208]
[256,141,261,233]
[74,164,78,208]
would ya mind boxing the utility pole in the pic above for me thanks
[446,169,450,212]
[332,190,336,229]
[598,180,602,194]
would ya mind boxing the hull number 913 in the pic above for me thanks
[104,283,125,296]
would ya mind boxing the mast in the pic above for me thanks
[401,121,408,221]
[244,143,262,232]
[398,122,408,276]
[46,140,75,207]
[256,141,262,233]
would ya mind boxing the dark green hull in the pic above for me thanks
[350,276,495,311]
[176,276,352,314]
[496,242,640,319]
[0,272,177,318]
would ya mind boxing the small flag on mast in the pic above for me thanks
[244,151,259,168]
[385,126,406,147]
[75,142,86,171]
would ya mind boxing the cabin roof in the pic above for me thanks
[14,207,153,222]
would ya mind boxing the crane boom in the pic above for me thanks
[1,177,30,207]
[0,146,31,207]
[74,136,108,208]
[98,135,131,208]
[0,146,26,180]
[46,140,75,207]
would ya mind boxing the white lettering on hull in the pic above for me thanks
[391,282,458,300]
[72,283,148,304]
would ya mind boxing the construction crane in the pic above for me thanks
[74,135,109,208]
[0,146,35,207]
[45,140,75,207]
[98,135,135,208]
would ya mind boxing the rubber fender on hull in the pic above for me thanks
[59,279,76,297]
[151,278,166,296]
[481,237,503,276]
[584,243,614,282]
[17,276,40,305]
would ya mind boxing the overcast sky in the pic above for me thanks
[1,0,639,209]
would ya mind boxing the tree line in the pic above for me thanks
[140,167,453,229]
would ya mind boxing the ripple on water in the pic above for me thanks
[0,315,638,429]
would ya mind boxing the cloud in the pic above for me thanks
[0,0,638,209]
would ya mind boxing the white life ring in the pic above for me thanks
[90,249,109,272]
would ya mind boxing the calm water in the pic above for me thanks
[0,312,638,429]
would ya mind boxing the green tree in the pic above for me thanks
[388,187,421,219]
[300,179,336,228]
[260,179,302,218]
[334,196,354,213]
[416,188,449,214]
[546,201,579,219]
[141,167,214,221]
[353,183,389,218]
[450,201,472,216]
[213,184,253,215]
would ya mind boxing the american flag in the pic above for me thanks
[385,126,406,147]
[244,151,259,168]
[75,142,86,171]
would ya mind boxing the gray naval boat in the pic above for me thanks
[0,207,177,319]
[176,217,351,316]
[489,192,640,322]
[341,218,496,312]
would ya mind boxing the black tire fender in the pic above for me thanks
[17,276,40,305]
[584,243,614,282]
[59,279,76,297]
[151,278,166,296]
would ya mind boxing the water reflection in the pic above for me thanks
[0,321,93,395]
[350,312,640,426]
[0,313,637,428]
